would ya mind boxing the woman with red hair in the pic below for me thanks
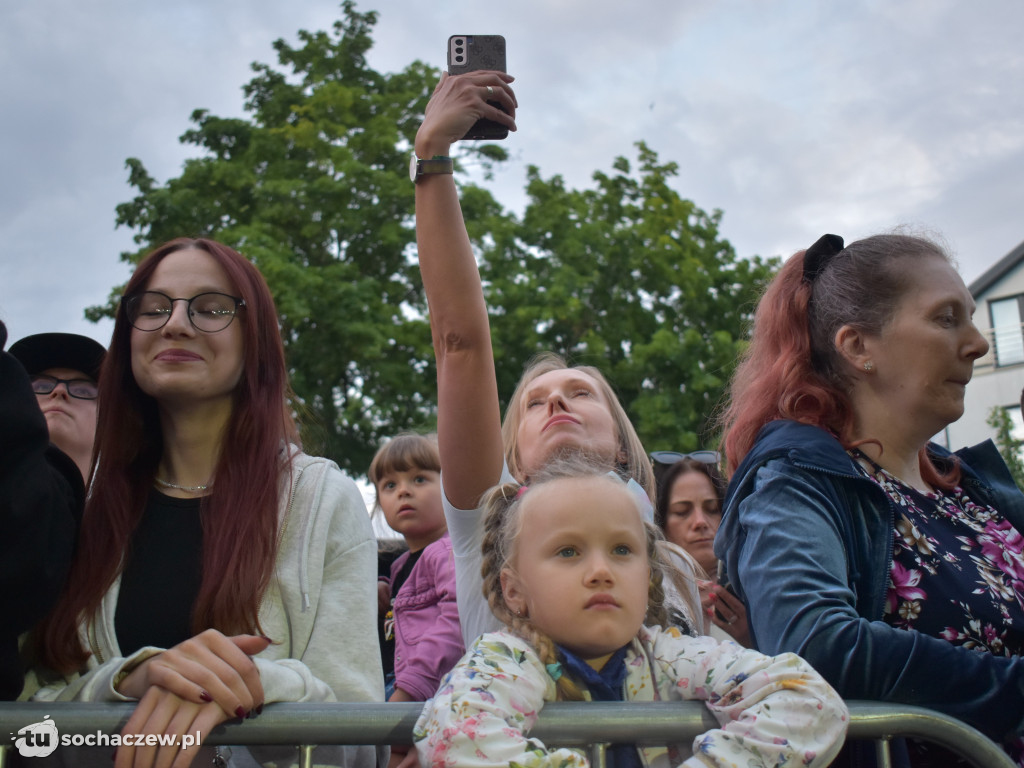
[716,233,1024,766]
[30,239,383,768]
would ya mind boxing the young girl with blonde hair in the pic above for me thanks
[414,458,847,767]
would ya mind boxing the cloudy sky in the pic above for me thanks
[3,0,1023,350]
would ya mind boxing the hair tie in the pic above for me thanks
[609,472,655,524]
[546,662,563,681]
[802,234,845,284]
[516,484,530,499]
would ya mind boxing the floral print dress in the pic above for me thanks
[854,454,1024,766]
[413,626,848,767]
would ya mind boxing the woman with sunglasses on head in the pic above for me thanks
[652,451,750,646]
[415,72,702,647]
[717,233,1024,766]
[29,239,384,768]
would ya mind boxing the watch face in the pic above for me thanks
[409,154,419,183]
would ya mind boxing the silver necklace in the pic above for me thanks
[154,477,212,493]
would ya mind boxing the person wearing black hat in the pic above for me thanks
[0,321,85,699]
[10,332,105,482]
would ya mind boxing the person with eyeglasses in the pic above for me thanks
[10,331,105,482]
[0,322,87,700]
[27,238,384,768]
[651,451,750,646]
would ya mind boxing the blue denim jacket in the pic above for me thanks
[716,419,1024,744]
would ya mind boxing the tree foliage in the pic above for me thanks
[986,405,1024,490]
[93,1,776,472]
[477,146,778,451]
[90,3,457,473]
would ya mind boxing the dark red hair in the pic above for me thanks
[719,234,959,488]
[40,238,299,673]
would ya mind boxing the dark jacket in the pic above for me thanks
[716,419,1024,746]
[0,339,83,699]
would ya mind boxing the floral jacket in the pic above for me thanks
[716,420,1024,748]
[413,627,847,767]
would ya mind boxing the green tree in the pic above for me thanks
[986,405,1024,489]
[90,3,505,473]
[474,144,778,451]
[93,2,774,471]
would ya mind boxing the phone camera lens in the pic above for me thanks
[455,55,464,63]
[454,38,464,45]
[455,46,464,54]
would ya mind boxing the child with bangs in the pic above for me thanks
[369,432,464,768]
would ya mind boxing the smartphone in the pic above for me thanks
[713,574,740,624]
[447,35,508,141]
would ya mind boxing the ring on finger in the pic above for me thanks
[486,85,494,97]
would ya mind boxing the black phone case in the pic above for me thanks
[447,35,508,141]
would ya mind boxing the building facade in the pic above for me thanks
[939,239,1024,454]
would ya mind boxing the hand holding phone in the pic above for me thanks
[447,35,508,141]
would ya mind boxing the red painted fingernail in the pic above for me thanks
[200,690,212,702]
[235,706,246,719]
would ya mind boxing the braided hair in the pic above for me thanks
[480,458,667,701]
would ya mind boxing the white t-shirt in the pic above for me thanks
[441,464,517,648]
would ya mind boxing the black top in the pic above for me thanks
[0,341,83,700]
[377,545,407,677]
[115,489,203,656]
[391,548,424,600]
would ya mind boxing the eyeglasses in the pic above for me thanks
[31,374,99,400]
[124,291,245,333]
[650,450,720,465]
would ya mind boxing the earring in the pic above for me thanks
[863,361,873,371]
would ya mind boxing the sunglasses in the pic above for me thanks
[649,450,720,465]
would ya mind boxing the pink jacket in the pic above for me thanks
[389,533,465,700]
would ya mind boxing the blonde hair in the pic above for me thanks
[501,352,654,500]
[480,458,667,701]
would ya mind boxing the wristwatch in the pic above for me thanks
[410,154,453,183]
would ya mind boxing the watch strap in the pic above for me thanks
[412,155,454,183]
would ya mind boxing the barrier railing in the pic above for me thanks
[0,700,1014,768]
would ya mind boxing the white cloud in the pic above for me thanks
[2,0,1022,349]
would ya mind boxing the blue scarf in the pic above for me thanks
[554,644,641,768]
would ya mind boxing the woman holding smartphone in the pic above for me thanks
[414,72,703,647]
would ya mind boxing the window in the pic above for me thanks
[990,295,1024,366]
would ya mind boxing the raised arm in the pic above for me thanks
[414,71,517,509]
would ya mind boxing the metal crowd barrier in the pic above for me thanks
[0,700,1014,768]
